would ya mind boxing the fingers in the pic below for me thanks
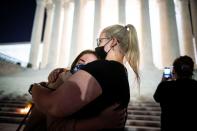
[48,74,56,83]
[48,68,63,83]
[39,82,47,87]
[33,83,42,87]
[48,71,57,82]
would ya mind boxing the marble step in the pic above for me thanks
[128,110,161,116]
[0,101,28,105]
[129,101,159,106]
[126,120,160,127]
[0,116,24,124]
[0,96,161,131]
[125,125,160,131]
[127,114,160,121]
[128,106,161,111]
[0,123,22,131]
[0,100,31,124]
[0,103,26,108]
[0,111,26,117]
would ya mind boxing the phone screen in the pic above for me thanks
[163,67,171,78]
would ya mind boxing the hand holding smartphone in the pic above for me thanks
[163,67,172,78]
[162,67,173,81]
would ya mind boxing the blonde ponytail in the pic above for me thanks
[102,24,140,86]
[125,24,140,85]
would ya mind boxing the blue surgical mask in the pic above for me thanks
[71,64,85,74]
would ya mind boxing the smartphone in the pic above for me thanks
[163,67,172,78]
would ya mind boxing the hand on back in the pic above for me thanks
[48,68,68,83]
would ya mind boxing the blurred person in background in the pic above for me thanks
[154,55,197,131]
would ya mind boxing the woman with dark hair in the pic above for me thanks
[48,50,99,83]
[47,50,99,89]
[154,55,197,131]
[70,50,98,73]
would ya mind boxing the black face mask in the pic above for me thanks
[95,46,107,59]
[95,38,113,59]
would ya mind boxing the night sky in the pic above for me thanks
[0,0,36,44]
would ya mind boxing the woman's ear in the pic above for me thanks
[111,37,118,47]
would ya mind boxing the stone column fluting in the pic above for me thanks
[156,0,179,68]
[174,0,195,61]
[118,0,126,24]
[58,1,72,67]
[189,0,197,64]
[93,0,101,47]
[29,0,46,69]
[69,0,88,63]
[41,0,54,68]
[47,0,64,68]
[138,0,155,69]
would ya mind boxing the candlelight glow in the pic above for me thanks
[18,103,32,114]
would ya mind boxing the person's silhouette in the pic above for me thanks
[154,55,197,131]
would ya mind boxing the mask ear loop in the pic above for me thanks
[102,38,112,53]
[107,38,119,53]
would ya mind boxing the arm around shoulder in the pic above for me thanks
[33,70,102,118]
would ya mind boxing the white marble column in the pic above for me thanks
[137,0,155,69]
[155,0,179,68]
[174,0,195,62]
[69,0,89,64]
[118,0,126,24]
[77,0,95,53]
[58,1,73,67]
[100,0,119,28]
[47,0,64,68]
[127,0,156,98]
[126,0,155,69]
[93,0,102,47]
[29,0,46,69]
[40,1,54,68]
[190,0,197,64]
[69,0,80,63]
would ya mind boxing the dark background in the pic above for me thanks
[0,0,36,44]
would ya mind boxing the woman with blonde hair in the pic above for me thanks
[30,24,140,130]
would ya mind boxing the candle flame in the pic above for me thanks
[19,103,32,114]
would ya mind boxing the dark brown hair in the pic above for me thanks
[173,55,194,78]
[70,50,98,71]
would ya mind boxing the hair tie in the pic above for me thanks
[125,25,129,31]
